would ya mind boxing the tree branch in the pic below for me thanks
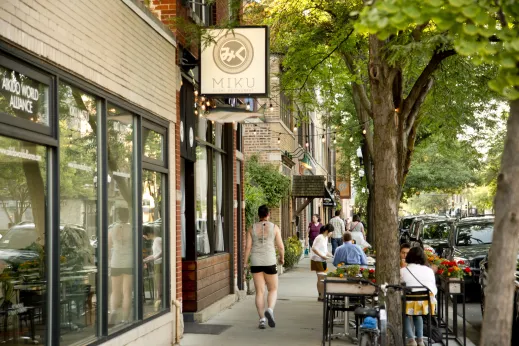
[298,29,354,94]
[402,48,456,129]
[412,22,430,41]
[341,52,373,118]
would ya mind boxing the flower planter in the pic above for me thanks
[440,277,463,294]
[324,278,377,295]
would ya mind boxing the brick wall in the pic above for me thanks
[0,0,178,123]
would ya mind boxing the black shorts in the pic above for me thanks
[111,268,133,276]
[251,265,278,275]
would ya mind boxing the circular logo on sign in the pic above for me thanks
[189,127,194,148]
[180,121,184,143]
[213,33,254,74]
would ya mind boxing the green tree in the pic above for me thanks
[403,133,480,196]
[245,0,502,329]
[358,1,519,343]
[245,156,291,228]
[402,193,450,214]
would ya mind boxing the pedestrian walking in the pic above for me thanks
[329,210,345,255]
[310,224,333,301]
[306,214,322,249]
[244,205,285,329]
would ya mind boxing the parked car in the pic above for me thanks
[409,217,453,255]
[0,222,91,271]
[400,214,442,245]
[442,216,494,293]
[479,252,519,345]
[399,215,418,243]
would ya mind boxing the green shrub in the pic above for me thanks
[283,236,303,270]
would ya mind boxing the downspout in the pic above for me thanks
[173,300,182,345]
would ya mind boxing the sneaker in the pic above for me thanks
[416,339,425,346]
[265,308,276,328]
[258,318,266,329]
[406,339,417,346]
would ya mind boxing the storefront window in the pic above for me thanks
[143,128,164,161]
[0,135,47,344]
[107,104,135,330]
[214,124,224,252]
[58,82,98,344]
[196,146,210,256]
[0,65,49,125]
[142,170,164,318]
[195,121,227,256]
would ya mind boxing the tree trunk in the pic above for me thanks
[369,35,402,333]
[480,98,519,346]
[362,140,375,245]
[21,142,46,246]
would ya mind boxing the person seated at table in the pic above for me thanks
[400,243,411,268]
[401,247,437,346]
[333,232,368,267]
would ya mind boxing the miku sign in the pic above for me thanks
[200,27,269,97]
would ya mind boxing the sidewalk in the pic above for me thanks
[180,256,353,346]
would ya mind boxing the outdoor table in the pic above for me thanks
[321,277,377,346]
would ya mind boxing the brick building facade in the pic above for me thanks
[0,0,179,345]
[243,55,337,241]
[147,0,247,330]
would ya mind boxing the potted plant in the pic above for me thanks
[437,260,472,294]
[325,264,377,295]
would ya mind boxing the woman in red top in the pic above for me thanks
[306,214,322,248]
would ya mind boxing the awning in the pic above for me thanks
[204,105,264,123]
[323,186,336,207]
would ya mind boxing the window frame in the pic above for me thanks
[0,42,171,346]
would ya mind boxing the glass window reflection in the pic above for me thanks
[143,128,164,161]
[107,104,135,330]
[58,82,98,344]
[0,135,47,344]
[142,170,165,317]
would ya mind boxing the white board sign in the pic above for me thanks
[200,27,269,97]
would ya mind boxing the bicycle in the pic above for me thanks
[354,281,404,346]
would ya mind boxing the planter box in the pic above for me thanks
[440,277,463,294]
[324,278,377,295]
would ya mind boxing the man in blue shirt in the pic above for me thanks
[333,232,368,266]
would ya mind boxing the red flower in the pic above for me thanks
[371,279,376,283]
[464,267,471,273]
[369,269,375,274]
[448,267,455,273]
[438,269,444,275]
[457,260,465,265]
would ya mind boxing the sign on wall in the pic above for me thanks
[200,27,269,97]
[337,177,351,199]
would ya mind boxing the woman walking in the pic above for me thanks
[400,247,437,346]
[244,205,285,329]
[306,214,322,249]
[311,224,333,301]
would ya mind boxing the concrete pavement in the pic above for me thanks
[180,256,354,346]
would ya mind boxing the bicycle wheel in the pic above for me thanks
[359,333,374,346]
[385,322,403,346]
